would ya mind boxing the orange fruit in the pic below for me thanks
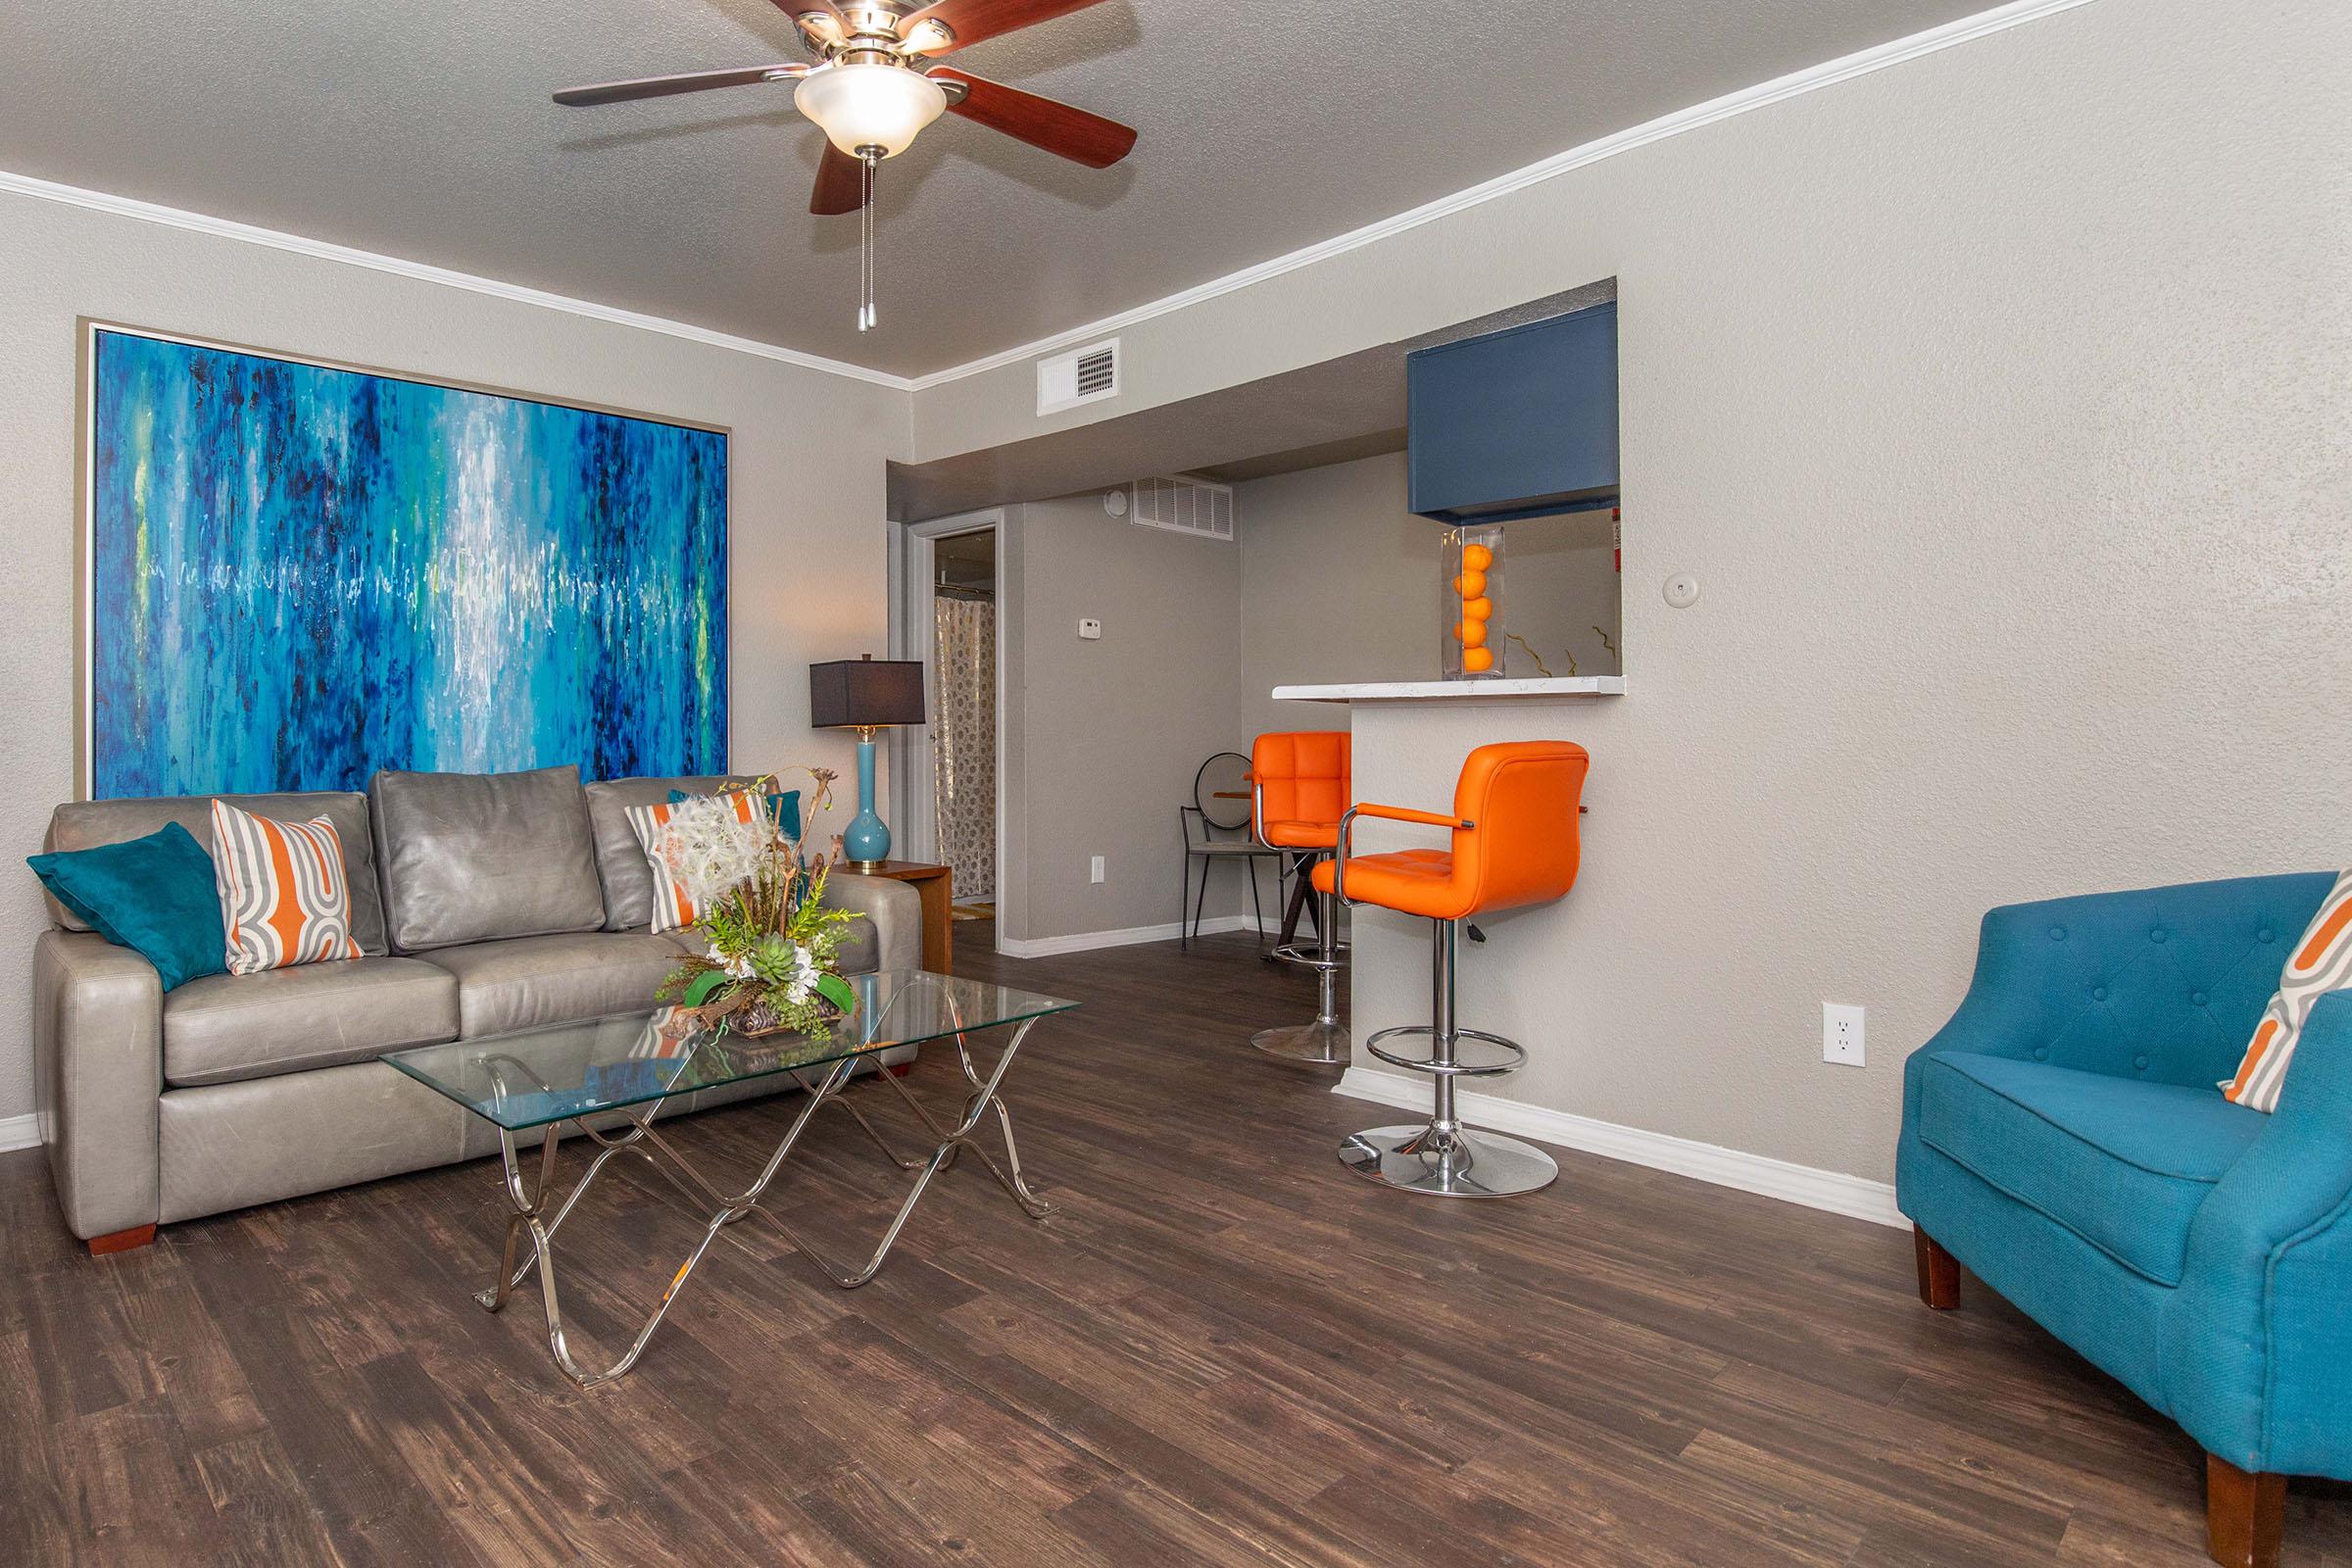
[1462,543,1493,571]
[1453,570,1487,599]
[1458,619,1488,648]
[1462,647,1495,673]
[1461,596,1493,621]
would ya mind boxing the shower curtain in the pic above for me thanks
[932,594,997,903]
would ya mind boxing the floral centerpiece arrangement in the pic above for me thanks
[653,773,865,1039]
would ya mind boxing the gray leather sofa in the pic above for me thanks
[31,765,919,1250]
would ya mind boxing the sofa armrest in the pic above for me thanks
[32,930,164,1241]
[819,873,922,974]
[2164,990,2352,1473]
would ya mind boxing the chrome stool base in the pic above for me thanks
[1251,1018,1350,1064]
[1249,876,1348,1066]
[1338,1122,1559,1199]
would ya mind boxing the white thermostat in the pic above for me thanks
[1078,617,1103,640]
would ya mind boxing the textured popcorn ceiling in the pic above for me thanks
[0,0,1991,376]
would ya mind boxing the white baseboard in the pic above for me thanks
[1334,1067,1903,1229]
[0,1113,39,1154]
[996,913,1262,959]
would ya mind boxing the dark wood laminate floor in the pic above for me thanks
[5,922,2349,1567]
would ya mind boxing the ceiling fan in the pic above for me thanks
[554,0,1138,332]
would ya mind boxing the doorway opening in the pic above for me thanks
[929,528,998,918]
[890,510,1004,945]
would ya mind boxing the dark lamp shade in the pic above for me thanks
[809,658,926,729]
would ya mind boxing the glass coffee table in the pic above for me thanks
[386,968,1077,1389]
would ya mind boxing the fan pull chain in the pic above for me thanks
[857,151,878,333]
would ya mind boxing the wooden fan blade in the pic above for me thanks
[810,142,867,215]
[554,64,798,107]
[896,0,1112,55]
[931,68,1135,168]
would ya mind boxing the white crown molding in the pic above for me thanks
[903,0,2100,393]
[995,913,1259,959]
[0,169,914,391]
[4,0,2092,398]
[1334,1067,1905,1230]
[0,1112,39,1155]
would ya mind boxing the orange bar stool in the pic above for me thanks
[1317,740,1589,1197]
[1249,731,1352,1063]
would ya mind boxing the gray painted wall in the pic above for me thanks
[1003,494,1259,944]
[914,0,2352,1185]
[0,187,906,1125]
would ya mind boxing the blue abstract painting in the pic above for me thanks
[86,327,728,798]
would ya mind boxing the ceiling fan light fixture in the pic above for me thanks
[794,62,947,159]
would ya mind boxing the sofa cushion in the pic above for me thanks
[44,791,390,956]
[1917,1051,2267,1285]
[584,775,760,931]
[369,766,606,952]
[163,956,460,1087]
[422,931,695,1038]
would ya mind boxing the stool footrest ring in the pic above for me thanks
[1363,1025,1524,1078]
[1269,941,1348,971]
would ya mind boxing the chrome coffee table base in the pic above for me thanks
[1338,1121,1559,1199]
[1251,1018,1351,1064]
[473,1017,1046,1391]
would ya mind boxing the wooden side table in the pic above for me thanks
[838,859,954,974]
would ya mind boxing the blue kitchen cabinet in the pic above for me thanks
[1407,302,1618,523]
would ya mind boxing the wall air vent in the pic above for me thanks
[1037,337,1120,416]
[1130,474,1235,542]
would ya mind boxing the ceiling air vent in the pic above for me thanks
[1037,337,1120,416]
[1130,474,1235,542]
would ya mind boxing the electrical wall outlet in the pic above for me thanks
[1823,1003,1865,1066]
[1089,855,1105,884]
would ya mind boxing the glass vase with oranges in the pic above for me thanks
[1441,523,1506,679]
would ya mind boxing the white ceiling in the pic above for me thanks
[0,0,1993,378]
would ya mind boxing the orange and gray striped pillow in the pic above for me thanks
[2224,869,2352,1112]
[209,799,363,975]
[623,788,770,935]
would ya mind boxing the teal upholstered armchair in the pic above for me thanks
[1896,873,2350,1568]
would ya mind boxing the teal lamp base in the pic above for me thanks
[843,735,891,867]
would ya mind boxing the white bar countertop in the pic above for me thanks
[1271,676,1625,705]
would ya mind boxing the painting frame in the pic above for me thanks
[74,318,734,800]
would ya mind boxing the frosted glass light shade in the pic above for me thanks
[795,63,948,159]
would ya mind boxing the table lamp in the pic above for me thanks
[808,655,926,866]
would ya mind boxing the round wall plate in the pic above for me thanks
[1102,488,1130,517]
[1662,572,1701,609]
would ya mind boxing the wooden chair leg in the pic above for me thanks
[1913,1227,1961,1309]
[2206,1453,2285,1568]
[86,1223,156,1256]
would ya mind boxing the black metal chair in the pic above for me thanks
[1178,752,1280,947]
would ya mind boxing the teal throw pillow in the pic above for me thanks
[27,821,228,992]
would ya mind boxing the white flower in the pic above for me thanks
[784,943,821,1004]
[657,796,769,911]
